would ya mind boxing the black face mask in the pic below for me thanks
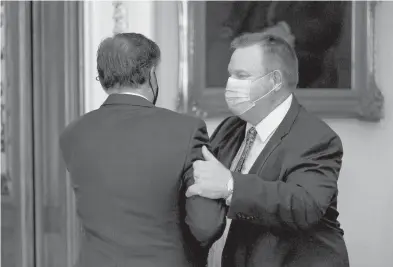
[148,72,159,105]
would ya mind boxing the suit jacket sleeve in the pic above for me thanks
[227,134,343,231]
[59,126,73,171]
[182,119,226,246]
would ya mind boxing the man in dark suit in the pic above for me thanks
[59,33,226,267]
[187,33,349,267]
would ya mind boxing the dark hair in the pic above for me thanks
[96,33,161,90]
[231,33,299,88]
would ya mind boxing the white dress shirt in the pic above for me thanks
[232,93,293,175]
[207,94,293,267]
[121,92,149,101]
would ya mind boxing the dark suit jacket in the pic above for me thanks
[210,97,349,267]
[59,94,226,267]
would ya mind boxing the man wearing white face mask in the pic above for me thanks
[186,33,349,267]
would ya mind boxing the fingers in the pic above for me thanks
[185,184,201,198]
[192,160,211,181]
[193,159,209,173]
[193,160,203,170]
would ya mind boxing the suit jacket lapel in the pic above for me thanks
[212,119,247,169]
[249,96,301,174]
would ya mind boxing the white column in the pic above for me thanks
[125,1,154,39]
[153,1,179,111]
[83,1,113,112]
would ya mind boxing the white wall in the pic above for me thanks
[83,1,177,112]
[333,4,393,265]
[153,1,179,111]
[85,1,393,266]
[84,1,113,112]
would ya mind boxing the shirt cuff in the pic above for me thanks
[225,174,234,205]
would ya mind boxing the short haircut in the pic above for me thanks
[96,33,161,90]
[231,33,299,88]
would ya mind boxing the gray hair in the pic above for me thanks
[96,33,161,90]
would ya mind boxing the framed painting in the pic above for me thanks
[176,1,384,121]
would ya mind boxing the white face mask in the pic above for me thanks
[225,70,282,116]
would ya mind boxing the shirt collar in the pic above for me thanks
[122,92,149,101]
[246,94,293,143]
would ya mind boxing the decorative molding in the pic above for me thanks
[1,0,12,197]
[176,0,188,113]
[177,1,384,121]
[177,1,207,118]
[359,0,384,120]
[112,1,128,35]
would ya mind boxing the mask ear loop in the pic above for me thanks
[250,70,282,105]
[271,70,283,92]
[273,82,282,92]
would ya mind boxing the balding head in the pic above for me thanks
[231,33,299,89]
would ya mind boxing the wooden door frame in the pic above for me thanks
[2,2,35,267]
[31,1,84,267]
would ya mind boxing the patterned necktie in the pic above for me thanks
[207,126,258,267]
[233,127,258,173]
